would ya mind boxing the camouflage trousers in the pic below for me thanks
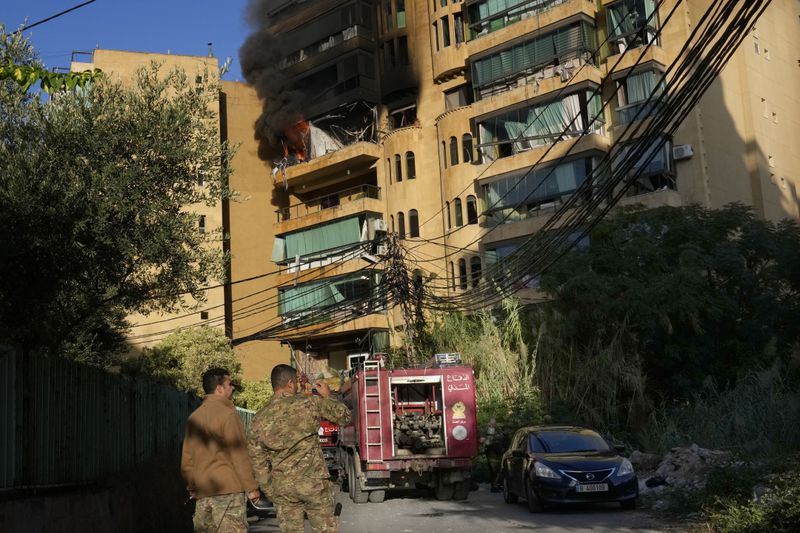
[192,492,248,533]
[272,476,337,533]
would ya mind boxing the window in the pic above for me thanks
[470,21,596,100]
[398,211,406,238]
[433,21,440,51]
[384,0,394,31]
[200,310,209,320]
[397,0,406,28]
[446,201,451,229]
[477,90,604,161]
[442,141,448,168]
[395,154,403,181]
[450,261,456,290]
[444,85,471,111]
[467,0,574,39]
[466,195,478,224]
[441,16,451,47]
[387,157,392,184]
[198,215,206,234]
[390,214,395,232]
[483,157,594,226]
[462,133,473,163]
[409,209,419,237]
[398,36,409,65]
[613,135,675,196]
[458,258,468,289]
[389,104,417,128]
[607,0,658,53]
[450,136,459,166]
[406,151,416,179]
[454,198,463,226]
[279,272,380,316]
[454,13,465,44]
[470,257,482,288]
[616,70,664,124]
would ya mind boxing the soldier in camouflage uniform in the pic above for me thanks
[248,364,351,533]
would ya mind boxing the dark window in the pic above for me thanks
[462,133,473,163]
[454,198,463,226]
[470,256,481,288]
[387,157,392,184]
[466,195,478,224]
[450,136,459,166]
[386,40,396,68]
[442,141,447,169]
[446,201,451,229]
[444,85,472,111]
[199,215,206,234]
[441,16,451,47]
[406,151,416,179]
[200,310,209,320]
[458,258,468,289]
[408,209,419,237]
[389,104,417,128]
[398,36,409,65]
[433,22,440,52]
[450,262,456,290]
[398,211,406,238]
[390,214,395,232]
[397,0,406,28]
[395,154,403,181]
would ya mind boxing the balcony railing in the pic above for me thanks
[280,25,373,70]
[276,184,381,223]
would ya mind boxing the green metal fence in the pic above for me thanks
[236,407,256,436]
[0,346,200,490]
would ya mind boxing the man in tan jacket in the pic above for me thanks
[181,367,260,532]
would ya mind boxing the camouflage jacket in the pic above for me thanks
[248,392,351,492]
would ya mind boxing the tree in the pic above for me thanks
[236,378,273,411]
[539,204,800,402]
[126,327,241,398]
[0,27,232,362]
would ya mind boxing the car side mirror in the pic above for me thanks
[613,444,626,454]
[511,449,526,458]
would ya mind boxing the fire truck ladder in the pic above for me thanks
[363,360,383,463]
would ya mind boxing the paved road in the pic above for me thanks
[248,484,677,533]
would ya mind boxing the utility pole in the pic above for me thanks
[384,233,415,363]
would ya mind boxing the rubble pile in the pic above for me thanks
[636,444,731,511]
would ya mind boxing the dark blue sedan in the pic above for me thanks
[500,425,638,512]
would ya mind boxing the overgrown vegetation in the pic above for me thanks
[0,27,232,364]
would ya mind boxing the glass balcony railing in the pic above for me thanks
[276,185,381,223]
[615,99,661,125]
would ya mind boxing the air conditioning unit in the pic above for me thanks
[672,144,694,161]
[376,244,388,256]
[372,218,388,232]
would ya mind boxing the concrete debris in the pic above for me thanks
[630,450,662,471]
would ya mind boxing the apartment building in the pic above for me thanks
[258,0,799,373]
[70,49,289,379]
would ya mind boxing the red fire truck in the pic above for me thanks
[336,353,479,503]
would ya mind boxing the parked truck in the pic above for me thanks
[336,353,479,503]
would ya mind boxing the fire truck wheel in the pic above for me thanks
[435,475,454,501]
[349,456,369,504]
[368,490,385,503]
[453,481,469,501]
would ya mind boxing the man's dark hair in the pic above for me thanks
[271,364,297,390]
[202,367,230,394]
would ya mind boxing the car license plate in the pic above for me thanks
[576,483,608,493]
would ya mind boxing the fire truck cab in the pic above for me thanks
[337,353,478,503]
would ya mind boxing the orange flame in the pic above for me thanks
[283,119,310,162]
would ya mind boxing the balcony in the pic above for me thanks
[615,98,661,125]
[275,185,382,233]
[281,141,381,189]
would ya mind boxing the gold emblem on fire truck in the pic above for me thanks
[452,401,466,419]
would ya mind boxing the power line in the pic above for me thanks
[15,0,97,33]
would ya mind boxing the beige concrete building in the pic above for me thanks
[251,0,799,374]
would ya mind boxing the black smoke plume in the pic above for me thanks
[239,0,306,159]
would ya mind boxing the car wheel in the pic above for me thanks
[349,455,369,504]
[620,498,637,510]
[502,475,518,504]
[525,480,544,513]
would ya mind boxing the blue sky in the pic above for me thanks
[3,0,253,80]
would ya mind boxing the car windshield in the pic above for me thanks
[529,430,610,454]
